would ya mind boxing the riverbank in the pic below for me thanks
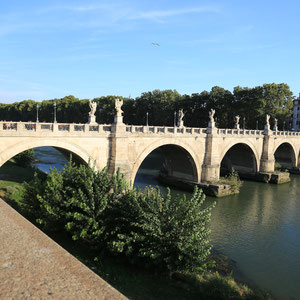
[0,160,273,299]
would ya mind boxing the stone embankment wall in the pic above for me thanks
[0,199,127,300]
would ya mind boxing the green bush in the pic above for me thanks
[218,169,243,193]
[174,272,271,300]
[13,149,35,168]
[22,162,215,274]
[274,162,282,170]
[21,160,128,246]
[103,186,215,273]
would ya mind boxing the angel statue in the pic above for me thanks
[177,109,185,127]
[234,115,240,129]
[89,99,97,117]
[115,98,123,117]
[266,114,270,126]
[273,118,278,131]
[209,109,215,123]
[264,114,271,131]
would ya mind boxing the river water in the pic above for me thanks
[34,147,300,300]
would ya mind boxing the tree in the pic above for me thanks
[13,149,35,168]
[134,90,182,126]
[233,83,294,129]
[103,186,215,273]
[21,161,128,245]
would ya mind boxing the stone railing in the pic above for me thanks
[217,128,264,136]
[0,121,112,135]
[272,130,300,136]
[125,125,207,135]
[0,121,299,138]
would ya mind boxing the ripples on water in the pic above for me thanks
[34,147,300,300]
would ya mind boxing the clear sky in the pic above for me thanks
[1,0,300,103]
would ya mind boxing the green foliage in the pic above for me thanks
[13,149,35,168]
[21,162,215,273]
[21,160,128,244]
[274,162,282,170]
[0,83,294,129]
[218,169,243,194]
[21,172,46,218]
[134,89,182,126]
[103,186,215,273]
[177,272,272,300]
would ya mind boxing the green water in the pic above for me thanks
[135,171,300,300]
[34,147,300,300]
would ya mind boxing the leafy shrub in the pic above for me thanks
[218,169,243,193]
[13,149,35,168]
[22,162,215,274]
[21,160,128,246]
[103,186,215,273]
[274,162,281,170]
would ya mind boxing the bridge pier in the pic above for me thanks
[201,127,220,182]
[259,134,275,173]
[108,122,132,184]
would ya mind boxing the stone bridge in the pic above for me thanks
[0,118,300,186]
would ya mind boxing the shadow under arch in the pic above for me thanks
[0,139,93,169]
[274,142,296,169]
[220,142,258,176]
[131,140,201,186]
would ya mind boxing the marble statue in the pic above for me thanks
[89,99,97,117]
[115,98,123,117]
[266,114,270,126]
[209,109,215,123]
[264,114,271,132]
[234,115,240,129]
[177,109,184,127]
[273,118,278,131]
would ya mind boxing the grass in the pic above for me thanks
[0,160,272,300]
[218,169,243,194]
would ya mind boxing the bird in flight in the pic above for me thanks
[151,42,160,46]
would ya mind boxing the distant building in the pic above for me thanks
[292,94,300,131]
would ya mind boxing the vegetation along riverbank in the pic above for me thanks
[0,150,273,299]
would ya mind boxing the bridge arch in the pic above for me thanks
[274,142,297,169]
[219,141,259,175]
[0,139,94,169]
[130,139,201,185]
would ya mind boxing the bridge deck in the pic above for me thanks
[0,199,126,300]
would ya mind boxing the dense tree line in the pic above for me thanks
[0,83,294,129]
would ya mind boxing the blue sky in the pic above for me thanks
[1,0,300,103]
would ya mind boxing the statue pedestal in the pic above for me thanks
[234,124,240,129]
[114,115,123,124]
[264,124,271,135]
[177,120,184,128]
[88,115,97,124]
[208,121,215,128]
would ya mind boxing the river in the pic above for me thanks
[34,146,300,300]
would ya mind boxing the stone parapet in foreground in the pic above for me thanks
[0,199,127,300]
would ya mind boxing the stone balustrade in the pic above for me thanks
[0,121,299,138]
[0,121,112,136]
